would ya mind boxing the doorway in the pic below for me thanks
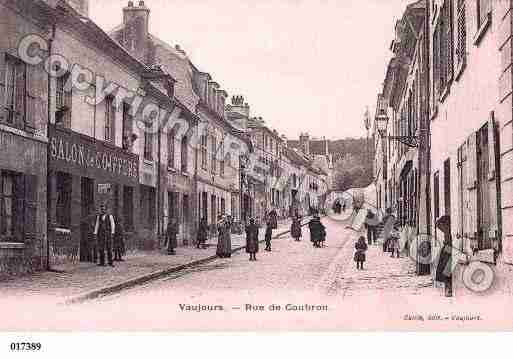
[80,177,94,262]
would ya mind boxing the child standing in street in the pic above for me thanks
[354,236,368,270]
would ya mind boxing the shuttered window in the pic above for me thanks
[456,0,467,70]
[144,122,153,161]
[168,128,175,168]
[2,54,26,129]
[56,72,72,127]
[122,102,133,151]
[211,136,217,174]
[200,132,208,169]
[104,96,115,143]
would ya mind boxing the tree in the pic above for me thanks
[333,154,372,192]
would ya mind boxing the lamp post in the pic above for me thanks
[364,107,371,167]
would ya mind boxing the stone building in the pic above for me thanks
[427,0,512,266]
[0,0,51,276]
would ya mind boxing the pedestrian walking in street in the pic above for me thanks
[216,215,232,258]
[113,216,125,261]
[265,221,273,251]
[354,236,368,270]
[365,210,378,245]
[93,204,115,267]
[381,208,397,253]
[308,215,325,248]
[246,218,259,261]
[268,208,278,229]
[166,218,179,255]
[389,227,400,258]
[291,215,302,241]
[197,217,208,249]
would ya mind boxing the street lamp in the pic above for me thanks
[375,110,418,148]
[364,107,371,166]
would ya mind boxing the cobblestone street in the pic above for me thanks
[3,217,513,330]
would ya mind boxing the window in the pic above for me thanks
[56,172,72,228]
[122,103,133,150]
[168,128,175,168]
[56,72,72,127]
[181,136,188,173]
[434,0,454,98]
[0,171,20,242]
[220,141,225,177]
[104,96,115,143]
[2,54,26,128]
[201,132,208,169]
[123,186,134,231]
[144,122,153,161]
[456,0,467,71]
[211,136,217,174]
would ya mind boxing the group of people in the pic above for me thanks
[353,207,400,270]
[332,200,347,215]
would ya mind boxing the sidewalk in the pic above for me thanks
[0,218,295,304]
[318,225,434,297]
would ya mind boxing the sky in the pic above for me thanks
[89,0,413,140]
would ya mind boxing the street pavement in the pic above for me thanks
[4,216,512,330]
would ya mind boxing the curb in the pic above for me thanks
[64,223,296,305]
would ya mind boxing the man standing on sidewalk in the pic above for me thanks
[94,203,115,267]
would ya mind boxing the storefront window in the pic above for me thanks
[0,171,23,242]
[140,185,155,229]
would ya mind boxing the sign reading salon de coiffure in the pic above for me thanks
[49,125,139,186]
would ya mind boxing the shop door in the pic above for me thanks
[80,177,95,262]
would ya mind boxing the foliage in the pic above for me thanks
[333,153,373,192]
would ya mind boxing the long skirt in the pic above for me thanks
[216,232,232,257]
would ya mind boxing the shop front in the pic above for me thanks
[0,129,47,277]
[48,125,139,266]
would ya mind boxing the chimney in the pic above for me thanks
[299,132,310,155]
[122,0,151,63]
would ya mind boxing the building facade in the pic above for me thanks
[0,0,51,276]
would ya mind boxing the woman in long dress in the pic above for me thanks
[291,216,302,241]
[216,215,232,258]
[246,218,259,261]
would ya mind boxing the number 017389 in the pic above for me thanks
[10,342,42,351]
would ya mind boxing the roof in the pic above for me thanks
[109,23,199,115]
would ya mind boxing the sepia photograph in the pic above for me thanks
[1,0,513,343]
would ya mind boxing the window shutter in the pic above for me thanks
[487,115,500,240]
[25,64,39,133]
[0,53,5,122]
[446,0,454,81]
[13,174,26,243]
[456,1,466,67]
[466,132,478,242]
[24,175,38,242]
[15,62,26,128]
[64,77,72,128]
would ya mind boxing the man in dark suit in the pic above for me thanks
[93,203,116,267]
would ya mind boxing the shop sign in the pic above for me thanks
[49,126,139,184]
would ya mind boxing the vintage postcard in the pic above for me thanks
[1,0,513,336]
